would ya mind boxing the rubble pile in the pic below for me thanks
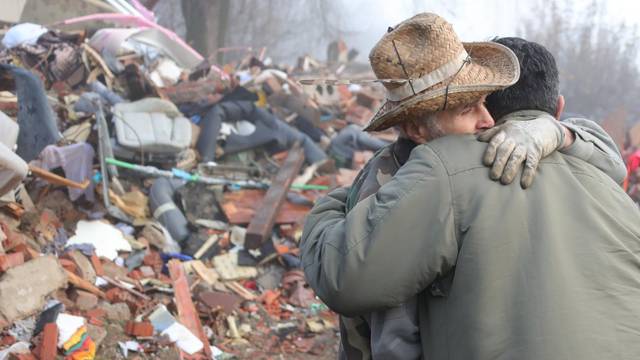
[0,13,391,360]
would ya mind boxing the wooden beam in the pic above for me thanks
[29,166,90,190]
[64,269,106,299]
[245,146,305,249]
[168,260,212,358]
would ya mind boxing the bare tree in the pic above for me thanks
[180,0,231,60]
[519,0,640,123]
[224,0,346,63]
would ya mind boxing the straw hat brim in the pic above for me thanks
[364,42,520,132]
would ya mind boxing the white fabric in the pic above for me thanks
[0,111,19,149]
[234,120,256,136]
[161,322,204,355]
[56,313,85,348]
[254,69,288,84]
[0,143,27,195]
[219,121,256,138]
[1,23,47,49]
[386,50,469,101]
[66,221,132,260]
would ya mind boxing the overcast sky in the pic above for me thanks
[339,0,640,61]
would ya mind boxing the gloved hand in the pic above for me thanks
[477,113,566,189]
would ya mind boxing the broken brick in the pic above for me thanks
[0,334,15,346]
[85,308,106,319]
[3,231,27,252]
[70,289,98,311]
[125,321,154,337]
[38,323,58,360]
[105,288,126,303]
[128,269,143,280]
[52,289,74,311]
[90,253,104,276]
[100,302,131,322]
[59,258,77,274]
[63,250,96,284]
[0,253,24,272]
[260,290,281,306]
[143,250,163,273]
[139,265,155,278]
[88,317,103,327]
[104,288,142,314]
[85,308,106,326]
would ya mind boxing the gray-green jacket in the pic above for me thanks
[318,113,627,359]
[302,129,640,359]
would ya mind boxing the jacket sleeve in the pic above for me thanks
[300,144,458,316]
[560,117,626,184]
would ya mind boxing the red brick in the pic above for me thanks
[0,101,17,112]
[0,253,24,272]
[88,317,104,326]
[105,288,125,303]
[125,321,154,337]
[143,250,163,273]
[104,288,141,314]
[90,254,104,276]
[85,307,106,326]
[59,258,77,273]
[62,251,96,284]
[0,334,15,346]
[85,308,106,319]
[128,269,143,280]
[38,323,58,360]
[10,244,33,261]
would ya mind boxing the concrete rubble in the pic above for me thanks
[0,1,391,359]
[0,256,67,327]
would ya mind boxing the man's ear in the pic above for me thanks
[555,95,565,119]
[400,121,427,144]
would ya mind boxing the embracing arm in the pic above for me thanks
[478,112,626,188]
[559,117,626,184]
[300,144,457,316]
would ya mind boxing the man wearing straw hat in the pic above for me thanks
[301,13,638,360]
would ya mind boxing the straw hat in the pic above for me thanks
[363,13,520,131]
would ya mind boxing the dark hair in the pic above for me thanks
[486,37,559,121]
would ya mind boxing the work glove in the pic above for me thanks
[477,113,566,189]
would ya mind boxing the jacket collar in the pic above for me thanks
[392,137,418,166]
[497,109,554,124]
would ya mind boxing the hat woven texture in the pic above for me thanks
[365,13,520,131]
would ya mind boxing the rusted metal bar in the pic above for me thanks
[245,146,305,249]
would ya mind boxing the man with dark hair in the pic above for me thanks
[301,18,640,359]
[479,37,624,188]
[487,37,561,120]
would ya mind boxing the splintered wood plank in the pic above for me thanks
[245,146,305,249]
[168,260,212,358]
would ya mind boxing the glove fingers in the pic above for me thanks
[500,145,527,185]
[520,153,541,189]
[482,130,506,167]
[477,126,502,142]
[490,138,516,180]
